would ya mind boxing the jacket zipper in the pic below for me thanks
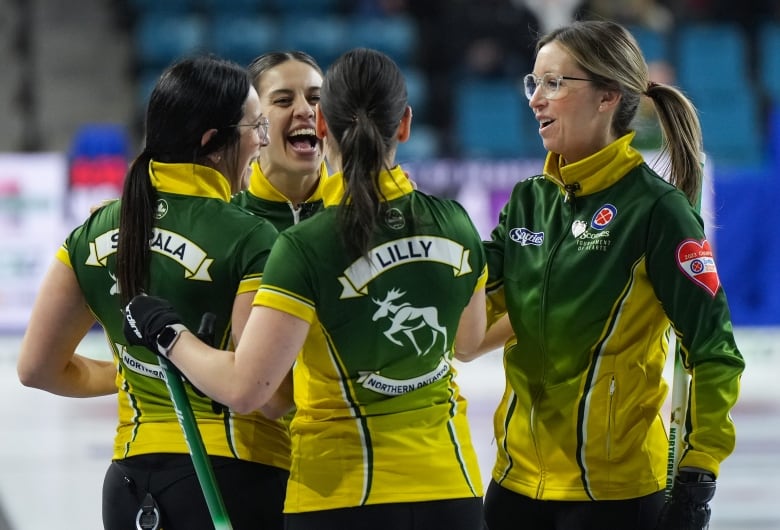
[606,376,616,460]
[290,202,301,224]
[534,182,580,496]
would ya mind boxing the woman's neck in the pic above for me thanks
[267,170,320,205]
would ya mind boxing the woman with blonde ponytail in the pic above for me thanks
[473,20,745,530]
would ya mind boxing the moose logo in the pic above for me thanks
[372,288,447,356]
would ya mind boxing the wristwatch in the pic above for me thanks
[156,324,188,357]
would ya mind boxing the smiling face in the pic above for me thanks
[255,59,324,184]
[529,41,618,164]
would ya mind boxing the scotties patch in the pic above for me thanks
[676,239,720,297]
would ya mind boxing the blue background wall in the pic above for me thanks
[714,173,780,325]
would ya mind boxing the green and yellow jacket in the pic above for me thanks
[484,133,744,501]
[256,166,487,512]
[60,161,290,469]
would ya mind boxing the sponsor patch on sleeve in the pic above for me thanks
[675,238,720,297]
[509,227,544,246]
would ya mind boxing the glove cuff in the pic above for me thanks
[678,469,715,483]
[674,475,716,505]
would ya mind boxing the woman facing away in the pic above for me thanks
[122,47,489,530]
[17,55,291,529]
[463,20,745,530]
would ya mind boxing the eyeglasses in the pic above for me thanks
[523,73,595,101]
[230,117,270,140]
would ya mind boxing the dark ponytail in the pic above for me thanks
[116,150,156,306]
[319,48,407,259]
[116,55,251,304]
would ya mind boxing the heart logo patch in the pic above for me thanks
[571,220,587,238]
[675,239,720,297]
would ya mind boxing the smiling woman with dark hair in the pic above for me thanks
[18,55,290,530]
[231,50,327,230]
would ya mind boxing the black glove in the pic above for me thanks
[656,469,716,530]
[123,294,185,357]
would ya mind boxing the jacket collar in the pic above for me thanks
[322,165,413,207]
[543,132,644,196]
[246,160,328,203]
[149,161,231,201]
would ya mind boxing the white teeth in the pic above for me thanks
[289,128,315,137]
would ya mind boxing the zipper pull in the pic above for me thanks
[290,202,301,224]
[564,183,581,203]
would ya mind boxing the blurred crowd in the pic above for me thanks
[356,0,780,154]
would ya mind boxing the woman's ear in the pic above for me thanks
[397,105,412,143]
[599,89,621,112]
[200,128,222,164]
[315,104,328,139]
[201,128,218,147]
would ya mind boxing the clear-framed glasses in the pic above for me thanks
[231,117,270,141]
[523,73,595,101]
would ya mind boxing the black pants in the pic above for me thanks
[483,479,665,530]
[102,453,289,530]
[285,497,484,530]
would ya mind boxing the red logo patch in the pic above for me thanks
[675,239,720,297]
